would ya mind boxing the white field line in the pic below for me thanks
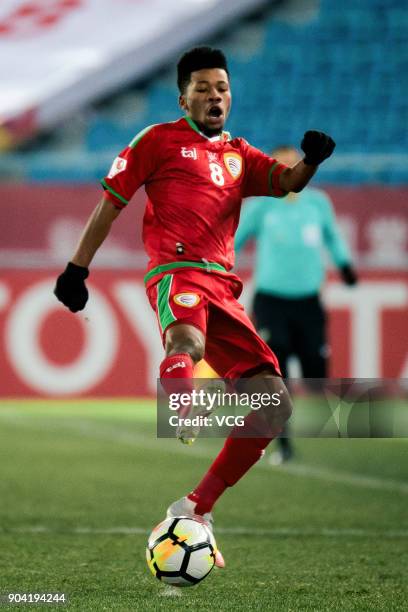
[1,526,408,538]
[266,462,408,495]
[159,586,182,597]
[0,411,407,495]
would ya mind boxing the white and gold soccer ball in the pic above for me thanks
[146,516,217,587]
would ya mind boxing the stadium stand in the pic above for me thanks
[0,0,406,184]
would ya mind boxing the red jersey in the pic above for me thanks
[102,116,287,286]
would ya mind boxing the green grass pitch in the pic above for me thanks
[0,400,407,611]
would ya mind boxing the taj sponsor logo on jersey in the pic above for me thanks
[223,152,243,179]
[173,293,201,308]
[107,156,127,178]
[181,147,197,160]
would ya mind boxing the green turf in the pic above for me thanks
[0,400,407,611]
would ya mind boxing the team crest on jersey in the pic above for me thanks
[223,152,243,179]
[173,293,200,308]
[107,156,127,178]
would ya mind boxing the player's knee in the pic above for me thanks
[268,378,293,424]
[277,387,293,423]
[245,372,293,427]
[168,339,204,363]
[267,395,292,435]
[166,326,205,364]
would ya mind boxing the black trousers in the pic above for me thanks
[253,291,328,379]
[253,292,329,451]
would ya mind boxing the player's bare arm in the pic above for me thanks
[279,158,317,193]
[71,196,121,268]
[54,196,120,312]
[279,130,335,193]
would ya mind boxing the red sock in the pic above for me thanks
[189,472,227,515]
[160,353,194,394]
[189,409,279,514]
[160,353,194,416]
[188,437,271,514]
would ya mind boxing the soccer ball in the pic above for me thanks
[146,516,217,587]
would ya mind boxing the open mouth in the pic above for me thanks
[208,106,223,118]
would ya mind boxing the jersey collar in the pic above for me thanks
[184,116,231,142]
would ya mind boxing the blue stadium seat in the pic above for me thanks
[1,0,406,184]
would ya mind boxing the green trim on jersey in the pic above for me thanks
[129,124,156,148]
[101,179,128,205]
[144,260,227,285]
[184,116,231,141]
[157,274,176,332]
[268,162,287,198]
[185,115,201,135]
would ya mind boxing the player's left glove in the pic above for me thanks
[340,264,358,286]
[301,130,336,165]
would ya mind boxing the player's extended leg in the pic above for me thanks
[187,371,292,514]
[183,288,292,519]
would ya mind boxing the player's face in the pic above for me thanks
[179,68,231,132]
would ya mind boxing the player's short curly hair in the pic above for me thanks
[177,47,229,94]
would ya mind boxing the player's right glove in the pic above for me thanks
[54,262,89,312]
[301,130,336,165]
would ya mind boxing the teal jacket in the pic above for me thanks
[235,188,351,298]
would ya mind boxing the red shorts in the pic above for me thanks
[146,268,281,379]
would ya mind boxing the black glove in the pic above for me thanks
[54,262,89,312]
[301,130,336,165]
[340,264,358,286]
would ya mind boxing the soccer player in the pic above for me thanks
[54,47,335,567]
[235,145,358,463]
